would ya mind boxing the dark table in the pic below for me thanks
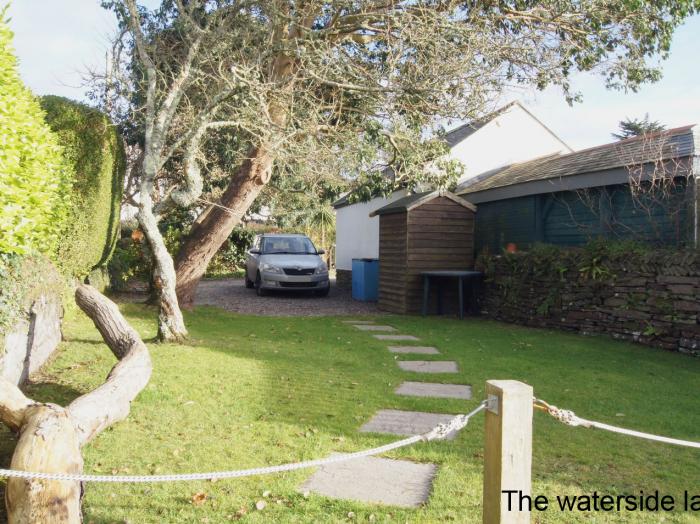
[421,270,483,320]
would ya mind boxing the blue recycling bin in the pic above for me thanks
[352,258,379,301]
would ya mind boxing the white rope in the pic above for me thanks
[0,402,487,483]
[535,399,700,449]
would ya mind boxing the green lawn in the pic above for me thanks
[1,304,699,523]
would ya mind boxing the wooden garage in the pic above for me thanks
[370,191,476,314]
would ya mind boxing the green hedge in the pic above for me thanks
[41,96,126,278]
[0,10,73,256]
[0,253,65,334]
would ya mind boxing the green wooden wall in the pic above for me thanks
[474,180,693,254]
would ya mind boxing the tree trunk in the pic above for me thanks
[4,404,83,524]
[138,186,188,342]
[69,285,153,444]
[175,145,273,307]
[1,284,152,523]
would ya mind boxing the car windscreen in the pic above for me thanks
[261,237,317,254]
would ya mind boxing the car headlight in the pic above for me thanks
[261,263,283,274]
[315,265,328,275]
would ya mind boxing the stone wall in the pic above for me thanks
[0,256,65,385]
[1,294,63,385]
[335,269,352,292]
[478,247,700,356]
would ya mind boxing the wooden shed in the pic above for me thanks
[370,191,477,314]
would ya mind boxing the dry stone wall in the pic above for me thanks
[0,294,63,385]
[478,247,700,356]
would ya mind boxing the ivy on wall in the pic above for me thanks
[477,240,700,353]
[0,254,65,335]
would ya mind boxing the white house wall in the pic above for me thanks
[335,190,407,271]
[451,104,570,184]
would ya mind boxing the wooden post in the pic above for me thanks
[482,380,533,524]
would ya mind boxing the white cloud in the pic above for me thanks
[7,0,160,100]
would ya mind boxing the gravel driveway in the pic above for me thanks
[194,278,379,316]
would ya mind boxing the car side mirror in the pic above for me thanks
[316,249,325,255]
[249,248,261,255]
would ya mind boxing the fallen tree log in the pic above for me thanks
[1,284,152,523]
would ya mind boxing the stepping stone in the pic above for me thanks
[395,381,472,400]
[299,453,437,508]
[353,324,396,332]
[360,409,459,440]
[342,320,375,324]
[397,361,458,373]
[374,334,419,341]
[388,346,440,355]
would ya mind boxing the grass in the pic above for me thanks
[1,303,699,523]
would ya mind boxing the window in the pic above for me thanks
[261,237,316,254]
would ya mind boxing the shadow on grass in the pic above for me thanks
[23,380,86,407]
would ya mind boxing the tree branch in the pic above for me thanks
[68,284,153,446]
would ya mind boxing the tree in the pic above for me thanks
[100,0,260,340]
[259,169,343,254]
[169,0,699,306]
[612,114,666,140]
[100,1,699,308]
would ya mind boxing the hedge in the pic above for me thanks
[0,10,73,256]
[0,13,125,344]
[41,95,126,278]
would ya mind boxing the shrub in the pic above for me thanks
[0,10,73,256]
[206,228,255,277]
[40,96,126,278]
[109,237,154,291]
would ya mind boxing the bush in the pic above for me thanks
[40,96,126,278]
[109,225,182,290]
[0,10,73,256]
[206,228,255,277]
[109,237,154,291]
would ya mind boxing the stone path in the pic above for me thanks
[395,381,472,399]
[388,346,440,354]
[352,324,397,332]
[299,453,437,508]
[374,334,419,341]
[397,361,458,373]
[360,409,460,440]
[300,319,473,508]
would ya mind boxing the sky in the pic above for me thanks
[6,1,700,150]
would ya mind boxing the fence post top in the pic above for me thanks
[486,380,533,394]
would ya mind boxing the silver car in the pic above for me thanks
[245,234,330,296]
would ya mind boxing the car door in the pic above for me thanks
[246,236,261,280]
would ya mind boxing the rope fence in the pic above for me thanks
[534,398,700,449]
[1,391,697,488]
[0,401,489,483]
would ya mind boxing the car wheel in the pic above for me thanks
[315,283,330,297]
[255,273,267,296]
[244,275,254,289]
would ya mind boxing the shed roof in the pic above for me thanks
[369,191,476,217]
[457,125,698,203]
